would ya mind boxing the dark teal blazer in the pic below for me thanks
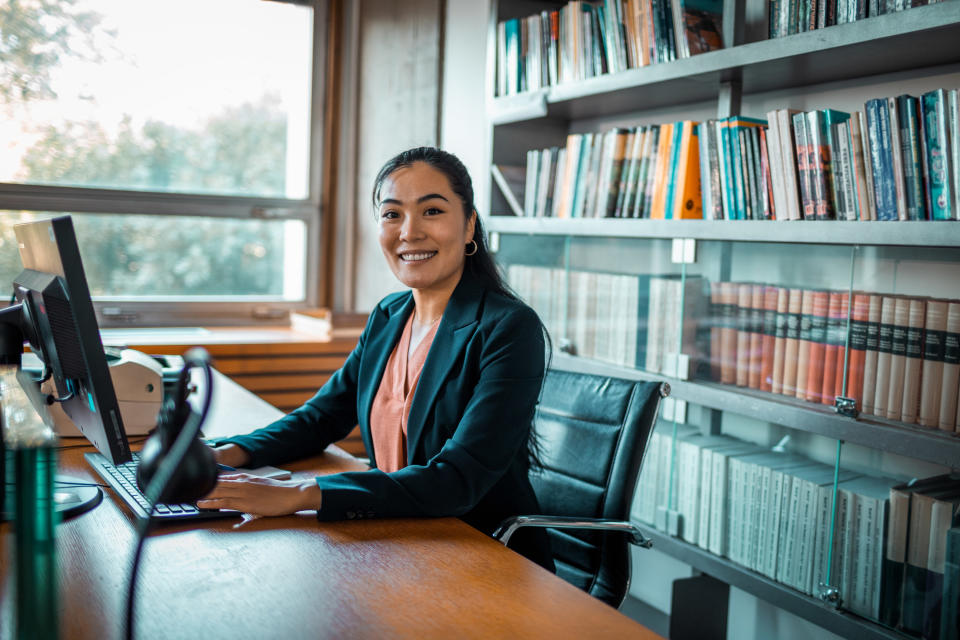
[222,270,553,570]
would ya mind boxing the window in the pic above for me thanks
[0,0,323,325]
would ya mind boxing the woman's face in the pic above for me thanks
[377,161,476,295]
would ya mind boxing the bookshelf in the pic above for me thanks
[484,1,960,638]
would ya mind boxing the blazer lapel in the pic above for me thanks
[357,292,414,468]
[405,273,484,462]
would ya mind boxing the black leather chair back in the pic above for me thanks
[530,369,663,606]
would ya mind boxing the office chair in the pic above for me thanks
[494,368,668,608]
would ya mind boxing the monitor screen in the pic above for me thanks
[13,216,131,465]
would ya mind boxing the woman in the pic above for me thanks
[200,147,553,570]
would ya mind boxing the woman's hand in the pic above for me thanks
[210,443,251,468]
[197,473,323,517]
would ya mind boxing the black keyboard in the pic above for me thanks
[84,451,238,521]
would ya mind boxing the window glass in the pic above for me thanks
[0,0,313,199]
[0,212,306,300]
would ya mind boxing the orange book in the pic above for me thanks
[831,293,851,403]
[804,290,830,403]
[748,284,764,389]
[649,123,674,219]
[719,281,738,385]
[669,121,704,219]
[794,289,816,400]
[821,291,845,406]
[845,293,870,410]
[900,297,926,423]
[781,288,804,396]
[759,286,779,392]
[770,287,790,394]
[735,283,753,387]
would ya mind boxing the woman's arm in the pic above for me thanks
[211,316,372,469]
[314,304,544,521]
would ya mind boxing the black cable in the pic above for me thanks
[124,352,213,640]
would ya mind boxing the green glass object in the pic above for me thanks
[1,368,59,640]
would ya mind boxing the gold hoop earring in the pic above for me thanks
[465,240,478,256]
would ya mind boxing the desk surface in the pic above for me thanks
[1,372,659,639]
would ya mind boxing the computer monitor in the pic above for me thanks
[3,215,131,466]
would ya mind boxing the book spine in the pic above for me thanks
[803,290,829,403]
[806,111,834,220]
[748,284,765,389]
[793,289,815,400]
[919,299,947,428]
[782,288,804,396]
[720,281,739,385]
[766,110,788,219]
[887,97,908,220]
[939,301,960,432]
[760,286,779,392]
[771,286,790,394]
[881,489,911,628]
[832,292,851,403]
[898,95,926,220]
[884,296,911,420]
[871,296,897,417]
[861,294,883,415]
[900,297,926,423]
[949,89,960,219]
[822,290,846,406]
[922,89,953,220]
[846,293,870,409]
[851,112,876,220]
[793,112,816,220]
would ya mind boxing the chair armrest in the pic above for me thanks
[493,515,653,549]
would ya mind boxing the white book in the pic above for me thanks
[535,148,553,218]
[708,443,761,556]
[550,149,567,217]
[751,454,812,573]
[777,109,803,221]
[695,438,745,550]
[581,271,599,359]
[837,476,896,617]
[645,277,663,372]
[524,149,540,217]
[886,97,908,220]
[778,465,829,587]
[765,110,789,221]
[762,463,819,580]
[803,469,860,594]
[623,275,640,368]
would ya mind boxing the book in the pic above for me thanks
[765,109,789,220]
[845,292,870,409]
[719,281,739,385]
[821,290,845,406]
[887,96,909,220]
[793,111,816,220]
[669,120,704,219]
[797,288,822,402]
[900,297,926,424]
[943,522,960,640]
[922,89,955,220]
[781,288,804,396]
[866,98,898,221]
[760,286,779,392]
[871,296,897,417]
[735,282,753,387]
[885,296,911,420]
[709,280,722,380]
[896,94,926,220]
[919,299,948,428]
[940,301,960,433]
[950,89,960,220]
[771,286,790,394]
[850,112,876,221]
[777,108,804,220]
[830,292,851,405]
[925,493,960,640]
[904,487,960,634]
[861,294,883,416]
[882,476,956,628]
[748,284,765,389]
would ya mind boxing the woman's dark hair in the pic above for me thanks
[372,146,548,468]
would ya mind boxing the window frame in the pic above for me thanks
[0,0,329,328]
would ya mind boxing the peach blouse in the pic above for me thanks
[368,313,440,473]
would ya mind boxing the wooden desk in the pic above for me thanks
[1,372,659,639]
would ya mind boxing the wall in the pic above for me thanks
[337,0,444,312]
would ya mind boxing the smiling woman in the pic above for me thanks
[204,147,556,572]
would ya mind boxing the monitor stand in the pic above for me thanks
[1,474,102,523]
